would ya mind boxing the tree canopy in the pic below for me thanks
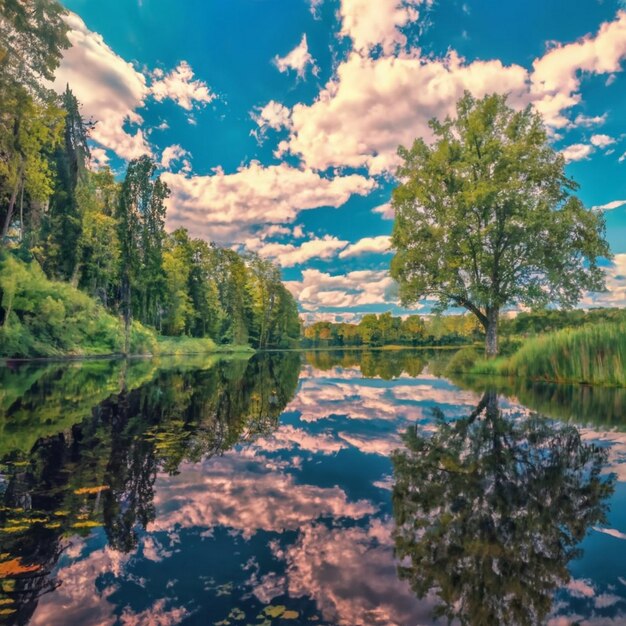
[390,92,611,356]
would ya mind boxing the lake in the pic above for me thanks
[0,350,625,625]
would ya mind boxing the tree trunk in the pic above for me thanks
[1,166,24,244]
[122,276,131,356]
[485,306,499,358]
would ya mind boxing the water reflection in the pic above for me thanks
[0,353,299,624]
[0,349,624,625]
[392,390,615,625]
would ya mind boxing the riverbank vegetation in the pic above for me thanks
[302,312,481,348]
[0,3,299,358]
[447,320,626,387]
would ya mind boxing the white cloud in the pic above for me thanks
[273,34,317,79]
[561,143,593,162]
[580,254,626,307]
[278,12,626,175]
[255,235,349,267]
[573,113,607,127]
[280,50,530,174]
[54,13,151,160]
[150,61,214,111]
[373,203,395,220]
[251,100,292,142]
[339,235,391,258]
[590,133,616,147]
[338,0,430,55]
[162,162,375,243]
[160,144,189,169]
[591,200,626,211]
[530,11,626,128]
[286,268,398,311]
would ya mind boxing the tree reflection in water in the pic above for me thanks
[392,390,615,626]
[0,352,300,625]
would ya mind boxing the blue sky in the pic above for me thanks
[56,0,626,320]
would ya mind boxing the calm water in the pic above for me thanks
[0,350,625,625]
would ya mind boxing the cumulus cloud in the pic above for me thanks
[150,61,214,110]
[54,13,151,160]
[573,113,607,127]
[160,144,189,169]
[276,12,626,175]
[373,203,395,220]
[339,235,391,258]
[561,143,594,162]
[273,34,318,78]
[581,253,626,307]
[590,133,616,147]
[591,200,626,211]
[286,268,398,311]
[162,162,375,243]
[338,0,430,55]
[255,235,349,267]
[251,100,292,142]
[55,14,214,161]
[530,11,626,128]
[279,50,530,174]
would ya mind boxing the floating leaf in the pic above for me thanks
[71,521,102,529]
[283,611,299,620]
[263,605,286,618]
[0,558,41,578]
[73,486,109,495]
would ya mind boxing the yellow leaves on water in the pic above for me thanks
[73,485,110,495]
[0,558,41,579]
[262,605,299,620]
[71,521,102,529]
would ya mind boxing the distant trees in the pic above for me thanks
[302,312,480,348]
[391,92,610,358]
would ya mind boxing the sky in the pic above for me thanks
[55,0,626,321]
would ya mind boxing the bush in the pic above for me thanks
[0,253,157,358]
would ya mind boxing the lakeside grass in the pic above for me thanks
[448,322,626,387]
[156,336,253,357]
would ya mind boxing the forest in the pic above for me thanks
[0,5,300,357]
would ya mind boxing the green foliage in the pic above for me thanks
[0,253,156,357]
[156,335,219,356]
[501,322,626,386]
[302,312,479,348]
[0,0,70,94]
[391,92,610,356]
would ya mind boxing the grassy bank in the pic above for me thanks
[447,322,626,387]
[156,336,253,356]
[0,254,251,360]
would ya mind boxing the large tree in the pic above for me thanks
[390,92,610,357]
[116,155,169,353]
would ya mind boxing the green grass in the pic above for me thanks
[450,322,626,387]
[156,335,253,356]
[500,322,626,386]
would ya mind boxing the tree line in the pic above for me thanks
[0,1,300,351]
[302,312,482,348]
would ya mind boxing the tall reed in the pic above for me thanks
[499,322,626,386]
